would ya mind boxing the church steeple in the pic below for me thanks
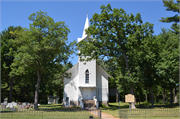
[82,13,89,39]
[78,13,91,43]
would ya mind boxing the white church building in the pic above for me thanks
[63,14,111,109]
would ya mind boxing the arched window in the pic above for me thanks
[85,69,89,83]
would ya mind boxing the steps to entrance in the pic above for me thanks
[84,100,96,109]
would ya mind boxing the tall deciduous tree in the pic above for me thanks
[9,11,76,109]
[77,3,154,108]
[1,26,22,102]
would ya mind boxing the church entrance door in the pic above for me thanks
[81,88,95,100]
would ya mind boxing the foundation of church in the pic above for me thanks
[63,100,108,107]
[70,101,79,107]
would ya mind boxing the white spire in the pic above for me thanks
[82,13,89,39]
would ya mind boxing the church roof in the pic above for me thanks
[64,62,111,79]
[96,64,111,78]
[65,62,79,73]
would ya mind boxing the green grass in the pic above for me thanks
[0,104,98,119]
[1,102,179,119]
[100,102,180,119]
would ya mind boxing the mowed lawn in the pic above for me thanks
[0,104,99,119]
[100,102,180,119]
[1,102,179,119]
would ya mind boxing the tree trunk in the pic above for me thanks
[116,93,118,102]
[121,48,136,109]
[170,88,173,106]
[174,88,177,103]
[130,87,136,109]
[59,84,61,103]
[150,87,154,107]
[145,90,147,102]
[162,88,165,104]
[34,70,41,109]
[43,88,46,104]
[149,87,151,103]
[9,78,14,103]
[33,89,35,103]
[139,94,141,106]
[156,94,159,103]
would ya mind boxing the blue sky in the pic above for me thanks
[1,1,176,65]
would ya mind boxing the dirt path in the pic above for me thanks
[89,110,120,119]
[100,112,120,119]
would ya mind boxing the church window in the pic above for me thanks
[85,69,89,83]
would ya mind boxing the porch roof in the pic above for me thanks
[78,85,96,88]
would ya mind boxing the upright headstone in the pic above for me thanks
[48,96,59,104]
[30,104,34,108]
[22,102,27,106]
[55,96,59,104]
[1,105,6,108]
[48,96,54,104]
[4,98,8,105]
[18,105,25,109]
[6,103,13,108]
[12,102,17,107]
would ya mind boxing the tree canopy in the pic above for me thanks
[8,10,76,109]
[77,3,154,108]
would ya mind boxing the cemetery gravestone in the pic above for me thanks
[12,102,17,107]
[48,96,59,104]
[1,105,6,108]
[48,96,54,104]
[55,96,59,104]
[18,102,21,105]
[18,105,25,109]
[22,102,27,106]
[6,103,13,108]
[30,104,34,108]
[4,98,8,105]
